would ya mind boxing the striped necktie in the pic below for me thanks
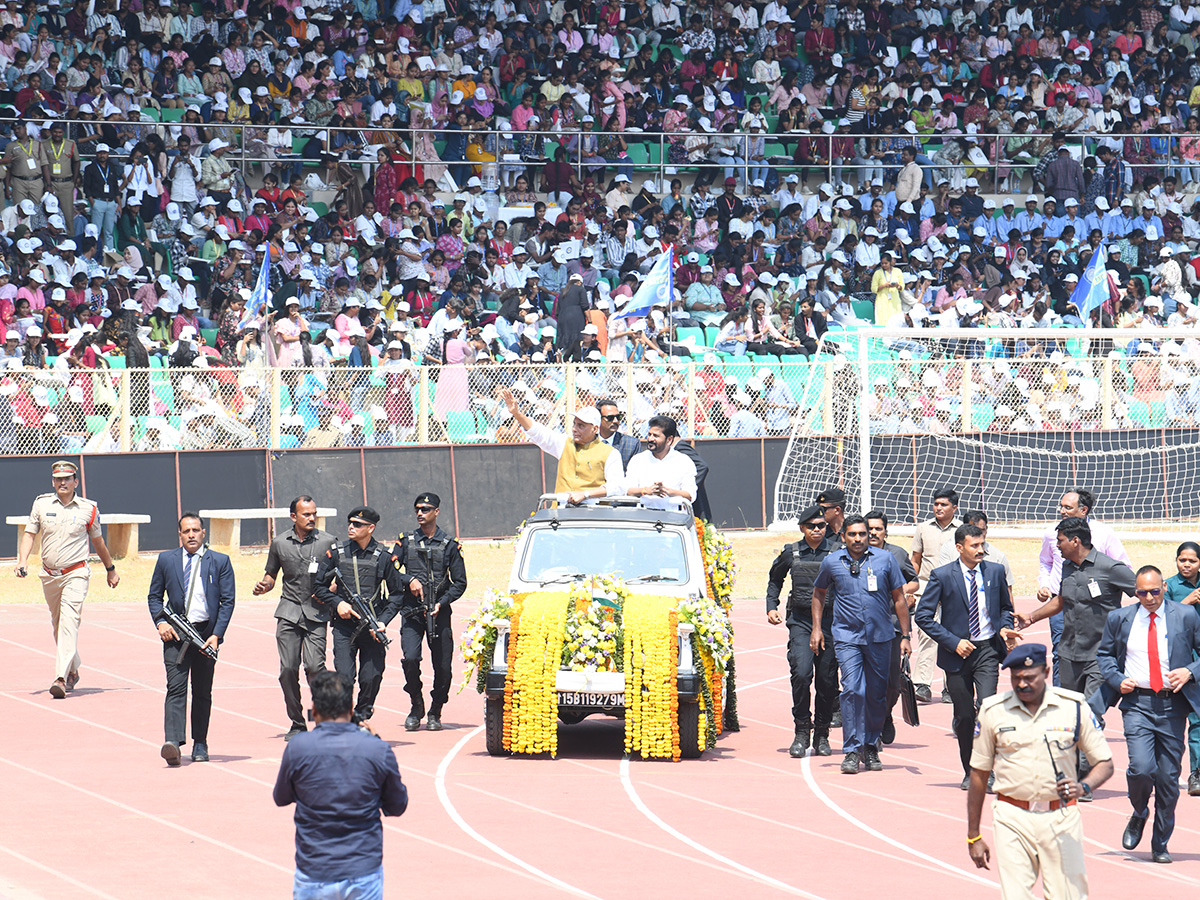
[966,568,981,640]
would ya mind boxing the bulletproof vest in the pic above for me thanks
[337,540,383,611]
[403,531,449,600]
[789,541,831,619]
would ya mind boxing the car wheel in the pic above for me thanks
[678,699,703,759]
[485,695,509,756]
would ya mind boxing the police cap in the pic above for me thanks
[50,460,78,476]
[798,505,824,525]
[414,492,440,509]
[816,488,846,506]
[347,506,380,525]
[1001,643,1047,670]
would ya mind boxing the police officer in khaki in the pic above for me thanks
[14,460,120,698]
[966,644,1114,900]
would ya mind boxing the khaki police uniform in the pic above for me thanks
[26,491,102,681]
[4,136,43,208]
[971,687,1112,900]
[39,136,79,217]
[910,516,962,687]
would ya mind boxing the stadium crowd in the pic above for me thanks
[5,0,1200,448]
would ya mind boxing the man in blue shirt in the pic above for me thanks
[812,515,912,775]
[274,671,408,899]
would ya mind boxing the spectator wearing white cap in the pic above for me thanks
[82,142,122,250]
[202,138,236,202]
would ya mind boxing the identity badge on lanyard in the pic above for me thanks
[867,569,878,592]
[1087,579,1101,598]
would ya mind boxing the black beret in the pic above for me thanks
[347,506,380,524]
[415,492,441,508]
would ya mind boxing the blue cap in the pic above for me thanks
[1001,643,1047,670]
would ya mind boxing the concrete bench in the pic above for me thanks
[198,508,338,556]
[6,513,152,560]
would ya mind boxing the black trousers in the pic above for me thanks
[786,619,838,733]
[332,623,387,722]
[163,620,215,746]
[400,606,454,713]
[276,616,328,730]
[945,639,1000,775]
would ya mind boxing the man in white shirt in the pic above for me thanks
[1037,487,1131,685]
[774,174,804,211]
[624,415,697,511]
[501,247,536,290]
[499,389,624,504]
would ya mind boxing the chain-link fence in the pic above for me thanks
[0,356,833,454]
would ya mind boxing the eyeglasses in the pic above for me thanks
[415,506,435,513]
[1135,588,1163,598]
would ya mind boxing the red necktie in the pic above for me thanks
[1148,611,1163,692]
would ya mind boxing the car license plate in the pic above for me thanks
[557,691,624,708]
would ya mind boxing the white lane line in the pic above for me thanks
[618,756,827,899]
[737,674,789,691]
[799,752,998,889]
[570,759,971,884]
[0,755,293,874]
[0,690,541,883]
[434,726,603,900]
[0,843,124,900]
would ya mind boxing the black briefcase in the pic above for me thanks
[899,656,920,727]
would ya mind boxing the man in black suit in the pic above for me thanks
[597,398,642,471]
[916,523,1014,788]
[1091,565,1200,864]
[148,513,236,767]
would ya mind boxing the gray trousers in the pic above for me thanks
[276,616,328,730]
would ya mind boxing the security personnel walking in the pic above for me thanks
[967,644,1114,899]
[314,507,406,725]
[392,493,467,732]
[1091,565,1200,864]
[15,460,120,698]
[253,495,337,741]
[765,504,838,758]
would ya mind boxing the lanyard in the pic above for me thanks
[50,140,66,161]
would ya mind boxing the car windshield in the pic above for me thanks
[520,525,689,584]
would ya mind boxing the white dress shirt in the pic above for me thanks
[624,448,697,510]
[182,546,208,624]
[958,561,994,640]
[1125,604,1170,689]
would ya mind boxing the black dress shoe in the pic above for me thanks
[1122,814,1147,851]
[284,725,306,742]
[840,751,860,774]
[830,708,842,728]
[914,684,933,703]
[161,742,181,767]
[1153,850,1173,864]
[1189,770,1200,796]
[789,731,811,758]
[881,715,896,745]
[863,745,883,771]
[814,734,832,756]
[960,775,970,791]
[405,712,423,731]
[941,687,952,704]
[426,713,443,731]
[191,742,209,762]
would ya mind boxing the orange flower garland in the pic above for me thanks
[503,593,571,756]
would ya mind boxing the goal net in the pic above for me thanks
[772,327,1200,533]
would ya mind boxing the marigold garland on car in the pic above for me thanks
[622,595,682,761]
[504,592,571,756]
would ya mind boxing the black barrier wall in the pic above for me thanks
[10,430,1190,555]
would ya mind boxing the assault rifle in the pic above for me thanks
[349,591,390,646]
[161,604,219,664]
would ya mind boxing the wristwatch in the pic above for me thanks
[1079,783,1092,801]
[105,563,116,572]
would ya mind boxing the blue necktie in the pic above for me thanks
[967,568,981,639]
[182,553,194,611]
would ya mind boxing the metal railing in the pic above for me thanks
[12,115,1184,196]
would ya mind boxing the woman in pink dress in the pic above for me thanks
[273,299,309,367]
[433,323,474,424]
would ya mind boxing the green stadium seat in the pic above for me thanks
[972,404,995,432]
[85,415,107,434]
[1128,400,1151,425]
[160,108,184,122]
[1150,400,1167,427]
[309,201,329,217]
[445,411,484,444]
[200,327,218,347]
[851,299,875,322]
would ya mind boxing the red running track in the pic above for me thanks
[1,598,1198,900]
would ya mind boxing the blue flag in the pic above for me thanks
[240,248,272,327]
[613,247,674,320]
[1071,243,1109,318]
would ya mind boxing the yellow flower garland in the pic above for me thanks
[503,592,571,757]
[623,595,682,761]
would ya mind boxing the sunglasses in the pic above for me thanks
[801,521,827,529]
[415,506,436,513]
[347,520,371,528]
[1135,588,1163,598]
[601,414,622,421]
